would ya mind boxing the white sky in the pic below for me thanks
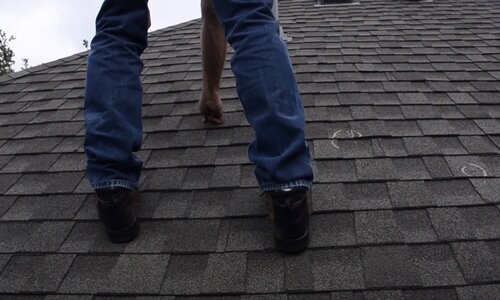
[0,0,201,70]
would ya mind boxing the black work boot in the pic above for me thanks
[265,187,312,253]
[95,188,140,243]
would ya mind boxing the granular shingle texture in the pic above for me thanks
[0,0,499,298]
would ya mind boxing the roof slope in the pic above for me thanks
[0,0,500,298]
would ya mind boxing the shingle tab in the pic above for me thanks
[452,241,500,284]
[59,254,169,294]
[0,254,75,293]
[362,245,422,288]
[161,254,208,295]
[201,253,247,294]
[6,172,83,195]
[355,211,403,245]
[394,210,437,243]
[1,195,84,220]
[225,218,273,251]
[246,252,284,294]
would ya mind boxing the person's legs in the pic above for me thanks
[211,0,313,191]
[199,0,227,125]
[84,0,149,190]
[212,0,313,252]
[84,0,149,243]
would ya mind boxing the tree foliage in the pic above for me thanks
[0,29,16,76]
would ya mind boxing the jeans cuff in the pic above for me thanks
[91,180,137,190]
[259,179,312,192]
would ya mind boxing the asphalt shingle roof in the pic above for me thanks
[0,0,499,298]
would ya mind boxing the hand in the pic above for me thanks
[199,92,224,125]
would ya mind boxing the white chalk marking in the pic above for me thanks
[461,163,488,177]
[330,129,343,149]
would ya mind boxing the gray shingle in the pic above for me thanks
[394,210,438,243]
[48,153,86,172]
[314,139,374,159]
[362,245,422,288]
[60,222,125,253]
[0,174,21,194]
[225,218,273,251]
[161,254,208,295]
[189,190,231,218]
[141,168,186,191]
[227,188,266,217]
[59,254,169,294]
[426,180,484,206]
[378,138,408,157]
[423,156,454,179]
[0,221,73,253]
[310,248,365,291]
[215,145,248,165]
[344,183,392,210]
[210,165,241,188]
[0,196,16,218]
[153,192,191,219]
[1,195,84,220]
[391,158,431,180]
[451,241,500,283]
[456,284,500,300]
[312,184,349,211]
[162,219,220,253]
[401,289,459,300]
[403,137,440,156]
[0,154,60,173]
[474,119,500,134]
[410,244,465,287]
[6,172,83,195]
[316,160,357,183]
[246,252,284,294]
[284,254,314,292]
[355,211,403,245]
[470,178,500,203]
[445,156,491,178]
[356,158,396,181]
[310,213,355,247]
[0,254,75,293]
[201,253,247,294]
[182,167,213,189]
[432,137,468,155]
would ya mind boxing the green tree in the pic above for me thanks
[0,29,15,75]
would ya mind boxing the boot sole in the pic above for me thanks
[274,229,310,254]
[106,221,140,244]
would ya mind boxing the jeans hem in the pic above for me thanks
[92,180,137,191]
[259,179,312,192]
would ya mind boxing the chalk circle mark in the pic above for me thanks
[330,129,363,149]
[461,163,488,177]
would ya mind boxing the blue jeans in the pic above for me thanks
[84,0,313,191]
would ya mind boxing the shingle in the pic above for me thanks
[161,254,208,295]
[356,158,396,181]
[451,241,500,283]
[182,167,213,189]
[141,168,186,191]
[423,156,454,179]
[362,245,421,288]
[403,137,440,156]
[59,254,169,294]
[474,119,500,134]
[310,213,355,247]
[225,218,273,251]
[445,156,490,178]
[316,160,357,183]
[312,183,350,211]
[456,284,500,300]
[51,137,84,153]
[15,122,83,139]
[398,93,431,104]
[378,138,408,157]
[284,254,314,292]
[448,93,477,104]
[0,196,16,219]
[153,192,192,219]
[427,180,484,206]
[162,219,220,253]
[394,210,438,243]
[226,188,265,217]
[6,172,83,195]
[60,222,126,253]
[204,128,233,146]
[1,195,84,220]
[240,165,259,187]
[0,153,59,173]
[355,211,403,245]
[310,248,365,291]
[146,149,185,168]
[314,139,374,159]
[410,244,465,287]
[48,153,86,171]
[470,178,500,203]
[418,120,457,135]
[401,289,459,300]
[246,252,284,294]
[0,174,21,194]
[189,190,231,218]
[432,137,468,155]
[0,221,73,253]
[344,183,392,210]
[0,137,62,155]
[215,145,248,165]
[391,158,431,180]
[210,165,241,188]
[0,254,75,293]
[459,206,500,239]
[385,120,423,137]
[201,253,247,294]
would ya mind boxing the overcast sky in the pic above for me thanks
[0,0,201,70]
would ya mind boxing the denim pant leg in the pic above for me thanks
[212,0,314,191]
[84,0,149,190]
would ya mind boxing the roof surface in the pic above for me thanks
[0,0,500,298]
